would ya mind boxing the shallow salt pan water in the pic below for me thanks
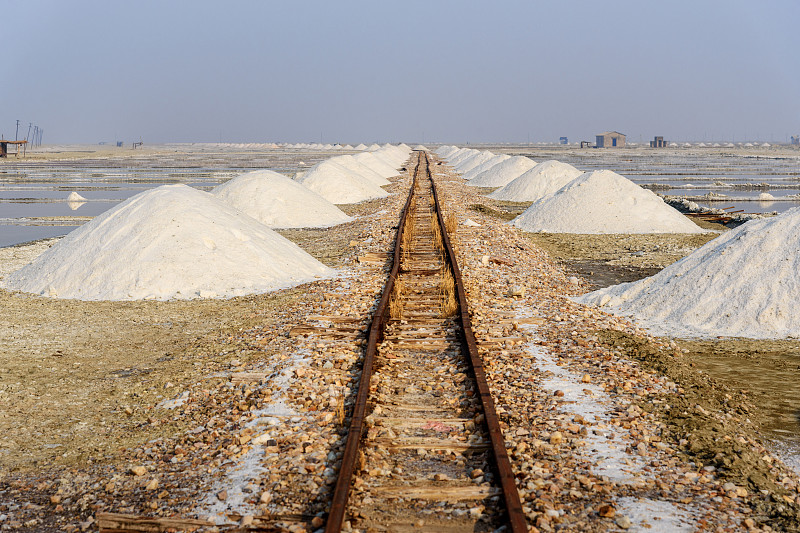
[0,145,346,248]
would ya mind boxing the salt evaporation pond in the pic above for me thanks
[0,144,355,247]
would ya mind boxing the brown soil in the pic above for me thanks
[0,218,363,474]
[0,287,300,473]
[599,330,800,530]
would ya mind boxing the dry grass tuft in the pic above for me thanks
[440,267,458,317]
[445,212,458,236]
[431,213,443,254]
[389,276,405,319]
[400,198,416,269]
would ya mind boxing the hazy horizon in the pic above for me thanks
[2,1,799,145]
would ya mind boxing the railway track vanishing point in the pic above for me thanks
[326,151,526,532]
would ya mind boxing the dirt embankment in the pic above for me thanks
[601,331,800,530]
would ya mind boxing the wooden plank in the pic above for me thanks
[372,417,472,428]
[371,484,501,501]
[97,513,213,533]
[371,437,489,451]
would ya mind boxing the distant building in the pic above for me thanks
[650,136,668,148]
[580,141,593,148]
[792,135,799,146]
[595,131,626,148]
[559,136,568,145]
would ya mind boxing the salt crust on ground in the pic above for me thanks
[466,155,537,187]
[510,170,705,234]
[2,184,335,301]
[461,154,511,181]
[576,207,800,338]
[489,160,584,201]
[297,160,389,204]
[211,170,352,229]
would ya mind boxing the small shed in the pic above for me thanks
[595,131,626,148]
[650,136,668,148]
[0,140,27,158]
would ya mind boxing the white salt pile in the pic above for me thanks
[2,185,335,301]
[452,151,497,174]
[329,155,390,185]
[298,160,389,204]
[759,192,776,201]
[354,143,368,150]
[367,143,381,151]
[413,145,427,151]
[67,192,87,202]
[489,160,584,202]
[374,145,410,167]
[351,152,401,179]
[466,156,537,187]
[436,145,459,158]
[211,170,352,229]
[461,154,511,181]
[447,149,481,168]
[67,191,87,211]
[510,170,705,234]
[576,207,800,338]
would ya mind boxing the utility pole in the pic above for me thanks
[26,123,32,142]
[15,120,20,141]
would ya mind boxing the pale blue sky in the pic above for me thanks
[2,1,799,144]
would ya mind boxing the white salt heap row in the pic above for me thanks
[454,151,500,175]
[435,145,537,187]
[466,156,537,187]
[577,207,800,339]
[489,160,584,202]
[438,146,702,235]
[2,185,334,301]
[2,143,412,301]
[461,154,511,181]
[298,144,409,204]
[511,170,705,234]
[211,170,352,229]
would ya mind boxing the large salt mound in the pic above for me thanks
[352,152,401,179]
[453,151,497,173]
[461,154,512,181]
[436,145,459,157]
[576,207,800,338]
[298,160,389,204]
[373,146,408,167]
[329,155,391,185]
[354,143,368,150]
[211,170,352,229]
[447,149,480,167]
[489,160,584,201]
[2,185,335,301]
[510,170,705,234]
[466,156,537,187]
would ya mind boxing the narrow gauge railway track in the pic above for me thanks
[326,152,526,532]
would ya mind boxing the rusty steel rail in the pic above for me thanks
[325,153,421,532]
[427,151,527,533]
[325,151,527,532]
